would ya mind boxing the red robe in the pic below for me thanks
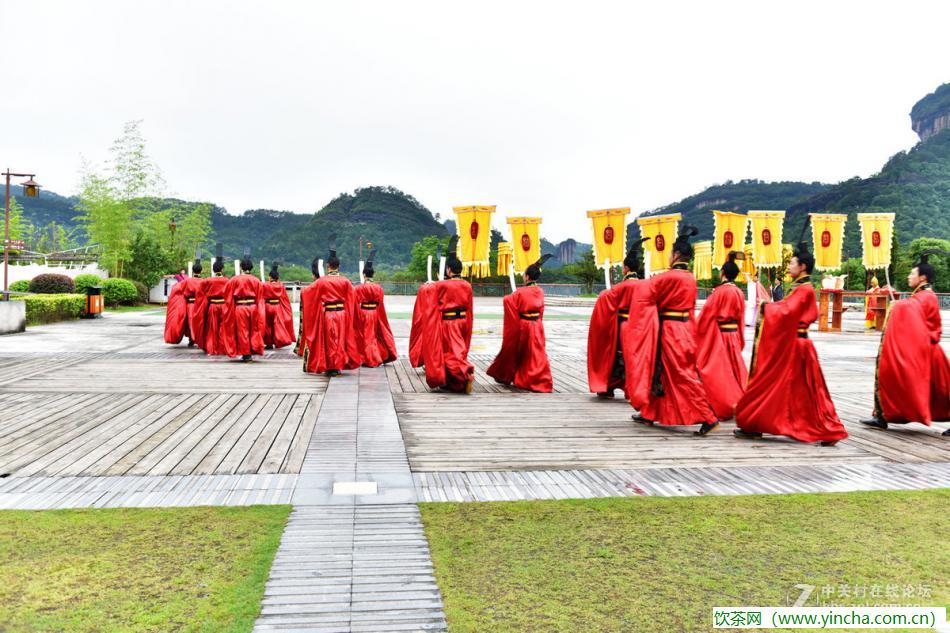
[487,283,552,392]
[409,283,436,367]
[622,280,659,411]
[354,282,397,367]
[222,274,266,358]
[587,276,637,395]
[736,277,848,442]
[263,281,296,349]
[301,273,361,373]
[193,276,230,355]
[423,277,475,392]
[163,277,201,345]
[874,285,950,424]
[695,282,747,420]
[637,266,717,425]
[294,282,315,357]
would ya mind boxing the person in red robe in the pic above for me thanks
[294,258,320,357]
[862,251,950,435]
[695,251,748,420]
[422,237,475,393]
[193,250,230,355]
[163,258,203,347]
[734,237,847,445]
[409,245,441,368]
[302,240,361,376]
[262,262,296,350]
[354,250,397,367]
[488,254,554,392]
[222,251,266,361]
[587,238,654,401]
[632,226,719,435]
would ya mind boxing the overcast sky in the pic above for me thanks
[3,0,948,241]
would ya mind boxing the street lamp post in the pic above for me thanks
[3,169,41,298]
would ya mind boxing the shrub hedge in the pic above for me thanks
[102,278,138,306]
[28,273,75,294]
[73,274,103,294]
[13,294,86,325]
[8,280,30,293]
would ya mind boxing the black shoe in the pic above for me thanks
[943,428,950,437]
[241,354,252,362]
[860,418,888,430]
[187,341,196,348]
[694,421,720,436]
[597,391,615,400]
[631,414,653,425]
[820,440,839,447]
[325,369,341,377]
[733,428,762,439]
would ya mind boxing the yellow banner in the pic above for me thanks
[637,213,681,274]
[453,205,495,277]
[712,211,749,267]
[748,210,785,268]
[741,243,755,275]
[496,241,512,276]
[693,240,713,280]
[507,217,542,274]
[857,213,894,270]
[587,208,630,268]
[810,213,848,271]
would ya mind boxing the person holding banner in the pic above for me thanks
[222,250,266,361]
[294,256,320,357]
[409,245,441,368]
[734,237,847,445]
[422,237,475,393]
[488,255,554,392]
[193,251,230,356]
[355,250,398,367]
[695,251,747,420]
[862,251,950,434]
[302,239,361,376]
[588,238,653,400]
[632,226,719,435]
[262,262,296,350]
[164,255,203,348]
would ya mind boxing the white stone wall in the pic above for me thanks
[5,263,107,285]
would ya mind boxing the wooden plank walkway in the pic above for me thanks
[0,392,322,476]
[254,505,446,633]
[414,462,950,502]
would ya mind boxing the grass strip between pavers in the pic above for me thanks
[421,489,949,632]
[0,505,290,633]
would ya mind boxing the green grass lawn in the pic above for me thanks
[106,304,166,313]
[0,505,290,632]
[421,490,949,632]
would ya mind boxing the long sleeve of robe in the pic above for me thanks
[355,282,398,367]
[736,279,847,442]
[263,281,296,349]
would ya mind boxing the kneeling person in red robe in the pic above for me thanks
[223,252,266,361]
[734,238,847,445]
[422,237,475,393]
[862,251,950,435]
[302,240,361,376]
[488,254,554,392]
[263,262,296,350]
[355,250,397,367]
[695,251,748,420]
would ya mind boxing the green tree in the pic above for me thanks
[406,235,451,281]
[125,231,172,288]
[564,249,600,293]
[905,236,950,292]
[2,197,31,247]
[77,170,133,276]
